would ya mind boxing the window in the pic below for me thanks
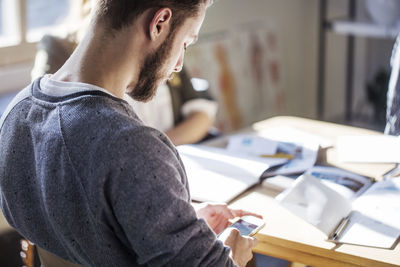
[27,0,68,31]
[0,0,3,36]
[0,0,69,67]
[26,0,69,42]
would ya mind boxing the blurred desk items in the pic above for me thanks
[210,116,399,266]
[277,172,400,249]
[179,125,327,203]
[225,131,322,177]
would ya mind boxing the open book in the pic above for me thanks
[177,144,287,203]
[255,127,324,177]
[263,165,373,195]
[276,173,400,248]
[224,129,322,177]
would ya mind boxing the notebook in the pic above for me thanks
[177,144,287,203]
[277,173,400,248]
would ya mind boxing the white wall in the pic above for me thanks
[198,0,395,126]
[199,0,320,119]
[0,63,33,93]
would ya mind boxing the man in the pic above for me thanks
[30,0,218,146]
[0,0,258,266]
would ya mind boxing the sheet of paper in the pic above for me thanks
[264,166,373,196]
[177,145,287,203]
[305,166,373,199]
[338,178,400,248]
[257,126,332,149]
[256,127,320,176]
[226,134,278,156]
[276,174,352,236]
[337,135,400,163]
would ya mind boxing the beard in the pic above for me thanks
[128,32,175,102]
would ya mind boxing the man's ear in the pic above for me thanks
[149,8,172,41]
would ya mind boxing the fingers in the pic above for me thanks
[247,236,258,248]
[222,229,258,267]
[212,213,232,234]
[218,227,239,244]
[240,234,258,250]
[220,206,236,220]
[231,209,263,219]
[221,228,258,249]
[196,202,263,236]
[199,203,235,218]
[201,203,263,221]
[241,236,257,265]
[237,235,257,267]
[198,202,262,220]
[210,203,236,219]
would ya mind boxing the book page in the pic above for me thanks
[177,145,287,203]
[226,134,278,156]
[257,127,321,177]
[305,166,373,199]
[338,178,400,248]
[276,173,352,236]
[263,166,373,196]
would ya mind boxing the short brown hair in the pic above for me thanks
[95,0,210,33]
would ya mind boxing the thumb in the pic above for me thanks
[220,227,239,246]
[248,236,258,248]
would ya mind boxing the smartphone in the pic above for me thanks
[222,216,265,237]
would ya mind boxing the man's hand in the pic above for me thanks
[219,228,257,267]
[195,202,262,235]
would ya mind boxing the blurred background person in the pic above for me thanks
[385,35,400,136]
[124,71,218,145]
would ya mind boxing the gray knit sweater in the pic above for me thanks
[0,78,235,266]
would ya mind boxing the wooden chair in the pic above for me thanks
[20,239,34,267]
[36,247,84,267]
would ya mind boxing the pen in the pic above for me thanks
[330,216,350,241]
[260,153,294,160]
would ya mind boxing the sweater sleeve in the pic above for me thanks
[109,127,237,267]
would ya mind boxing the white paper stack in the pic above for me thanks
[337,135,400,163]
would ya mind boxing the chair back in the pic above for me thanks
[36,246,85,267]
[20,239,35,267]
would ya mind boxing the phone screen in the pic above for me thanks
[230,218,260,236]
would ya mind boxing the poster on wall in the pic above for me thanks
[185,21,286,133]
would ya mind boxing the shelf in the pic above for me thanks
[329,19,400,39]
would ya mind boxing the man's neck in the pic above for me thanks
[51,23,145,99]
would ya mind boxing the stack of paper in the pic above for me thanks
[337,135,400,163]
